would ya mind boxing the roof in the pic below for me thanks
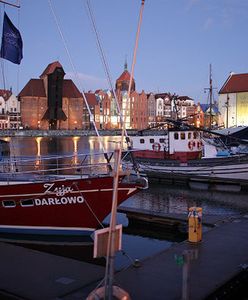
[219,73,248,94]
[40,61,64,78]
[155,93,170,99]
[178,96,193,100]
[18,79,46,97]
[18,79,81,98]
[84,93,97,106]
[0,89,12,100]
[116,70,132,82]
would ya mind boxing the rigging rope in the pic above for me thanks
[85,0,141,173]
[47,0,112,170]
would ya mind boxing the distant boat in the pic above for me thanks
[130,126,248,192]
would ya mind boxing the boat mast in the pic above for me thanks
[104,1,145,299]
[204,64,214,129]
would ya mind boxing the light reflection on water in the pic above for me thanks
[4,136,248,269]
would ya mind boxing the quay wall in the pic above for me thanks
[0,129,140,137]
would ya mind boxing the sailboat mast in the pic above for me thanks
[104,1,145,299]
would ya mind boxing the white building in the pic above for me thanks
[219,73,248,128]
[0,89,21,129]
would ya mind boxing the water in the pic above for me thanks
[2,136,248,270]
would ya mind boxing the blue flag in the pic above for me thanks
[0,12,23,64]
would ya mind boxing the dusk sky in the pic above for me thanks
[1,0,248,104]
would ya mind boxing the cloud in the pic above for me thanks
[203,17,214,30]
[65,72,107,92]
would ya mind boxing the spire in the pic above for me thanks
[124,55,127,71]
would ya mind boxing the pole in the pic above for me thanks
[209,64,213,129]
[104,148,121,299]
[226,94,229,128]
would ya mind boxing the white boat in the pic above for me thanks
[130,127,248,192]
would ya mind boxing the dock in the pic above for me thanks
[117,206,228,229]
[144,170,248,193]
[0,214,248,299]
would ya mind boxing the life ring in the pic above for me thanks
[188,141,194,150]
[86,285,131,300]
[152,142,161,152]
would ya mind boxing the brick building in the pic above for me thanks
[115,63,148,130]
[19,61,83,130]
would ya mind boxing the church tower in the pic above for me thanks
[115,60,135,92]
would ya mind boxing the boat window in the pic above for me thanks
[140,139,145,144]
[193,131,198,139]
[174,133,179,140]
[21,199,34,207]
[150,138,154,143]
[188,132,192,139]
[2,200,16,208]
[159,138,165,143]
[181,133,185,140]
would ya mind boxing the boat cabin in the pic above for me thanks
[131,130,203,162]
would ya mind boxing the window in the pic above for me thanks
[188,132,192,139]
[193,131,198,139]
[2,200,16,208]
[140,139,145,144]
[150,138,154,143]
[21,199,34,207]
[181,132,185,140]
[159,138,165,143]
[174,133,179,140]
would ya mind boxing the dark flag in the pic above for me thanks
[0,12,23,64]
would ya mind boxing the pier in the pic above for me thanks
[0,213,248,299]
[143,169,248,193]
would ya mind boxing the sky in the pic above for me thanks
[1,0,248,104]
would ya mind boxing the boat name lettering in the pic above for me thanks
[34,196,84,206]
[44,183,73,196]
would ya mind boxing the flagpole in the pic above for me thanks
[0,0,20,8]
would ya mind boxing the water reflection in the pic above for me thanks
[125,184,248,216]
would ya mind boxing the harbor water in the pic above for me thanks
[2,136,248,271]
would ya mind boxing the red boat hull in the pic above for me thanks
[0,175,144,237]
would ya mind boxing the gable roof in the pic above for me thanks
[18,79,46,97]
[84,93,97,106]
[219,73,248,94]
[18,79,81,98]
[116,70,132,82]
[40,61,64,78]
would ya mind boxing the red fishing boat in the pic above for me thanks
[0,151,148,241]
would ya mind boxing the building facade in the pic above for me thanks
[0,89,21,129]
[19,61,84,130]
[219,73,248,128]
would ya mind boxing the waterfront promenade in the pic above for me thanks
[0,129,139,137]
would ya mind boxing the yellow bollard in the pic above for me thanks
[188,207,202,243]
